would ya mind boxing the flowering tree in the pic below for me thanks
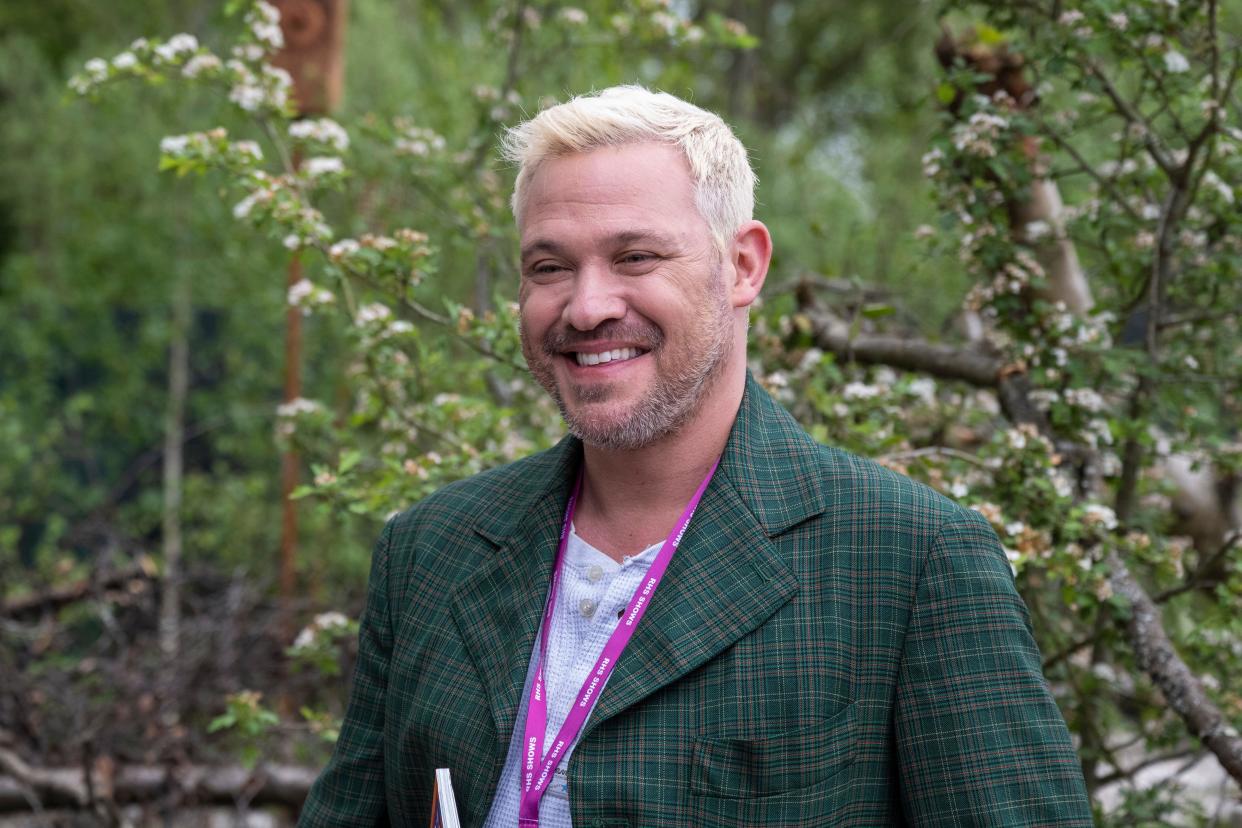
[773,1,1242,820]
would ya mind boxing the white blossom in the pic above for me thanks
[112,51,138,70]
[155,33,198,62]
[329,239,360,260]
[1024,220,1052,242]
[283,234,302,250]
[356,303,393,325]
[233,140,263,160]
[1203,171,1234,203]
[84,58,109,79]
[907,377,937,405]
[289,118,350,152]
[1164,50,1190,74]
[842,382,882,400]
[232,43,265,62]
[558,7,588,25]
[276,397,323,417]
[160,135,190,156]
[182,53,222,77]
[304,156,344,177]
[1064,387,1105,412]
[1083,504,1118,531]
[288,279,314,305]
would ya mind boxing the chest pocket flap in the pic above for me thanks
[689,701,857,798]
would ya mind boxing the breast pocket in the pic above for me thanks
[688,702,857,826]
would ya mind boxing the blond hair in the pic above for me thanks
[501,85,756,249]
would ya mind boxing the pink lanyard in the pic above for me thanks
[518,459,720,828]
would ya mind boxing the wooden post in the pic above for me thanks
[271,0,347,675]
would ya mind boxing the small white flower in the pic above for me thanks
[1108,12,1128,30]
[1005,521,1026,537]
[356,303,393,324]
[314,611,349,630]
[112,51,138,70]
[907,377,937,405]
[558,7,588,25]
[159,135,190,156]
[1057,10,1085,25]
[233,140,263,160]
[1065,387,1105,412]
[1164,50,1190,74]
[276,397,323,417]
[232,193,258,219]
[1083,503,1119,531]
[232,43,266,62]
[287,278,314,305]
[1024,220,1051,242]
[229,83,265,111]
[329,239,360,260]
[949,481,969,498]
[304,156,345,177]
[85,57,109,78]
[289,118,350,152]
[182,53,222,78]
[283,234,302,250]
[842,382,881,400]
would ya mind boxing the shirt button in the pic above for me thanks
[579,598,596,618]
[586,564,604,582]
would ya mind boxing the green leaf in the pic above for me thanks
[208,713,236,733]
[861,303,896,319]
[338,450,363,473]
[936,82,957,105]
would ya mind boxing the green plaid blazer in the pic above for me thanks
[299,376,1091,827]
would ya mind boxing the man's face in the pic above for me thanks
[517,142,736,451]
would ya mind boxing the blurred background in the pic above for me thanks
[1,0,1239,824]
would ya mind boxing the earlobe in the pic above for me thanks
[729,221,772,309]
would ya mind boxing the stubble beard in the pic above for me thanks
[521,271,734,452]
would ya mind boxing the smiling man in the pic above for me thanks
[299,86,1092,827]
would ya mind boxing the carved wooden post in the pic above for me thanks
[272,0,347,663]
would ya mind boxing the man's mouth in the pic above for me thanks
[572,347,645,367]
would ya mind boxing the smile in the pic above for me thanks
[573,347,644,367]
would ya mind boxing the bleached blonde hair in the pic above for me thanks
[501,85,757,249]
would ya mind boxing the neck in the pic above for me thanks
[573,367,745,560]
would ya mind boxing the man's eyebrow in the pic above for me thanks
[520,231,678,262]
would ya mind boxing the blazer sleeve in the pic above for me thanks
[298,521,395,827]
[894,507,1093,826]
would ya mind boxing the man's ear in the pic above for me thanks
[728,220,772,309]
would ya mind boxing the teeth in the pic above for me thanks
[575,347,640,366]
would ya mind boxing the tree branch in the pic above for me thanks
[0,755,317,813]
[1106,550,1242,784]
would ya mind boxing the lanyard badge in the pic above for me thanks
[517,459,720,828]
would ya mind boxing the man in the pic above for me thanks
[299,86,1092,827]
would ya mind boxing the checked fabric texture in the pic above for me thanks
[298,376,1092,827]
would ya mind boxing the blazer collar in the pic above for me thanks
[470,372,829,545]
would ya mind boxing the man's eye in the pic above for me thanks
[530,262,566,276]
[618,252,655,265]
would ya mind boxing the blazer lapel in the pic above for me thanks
[449,437,580,769]
[587,474,800,726]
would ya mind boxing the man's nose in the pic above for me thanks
[562,263,626,331]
